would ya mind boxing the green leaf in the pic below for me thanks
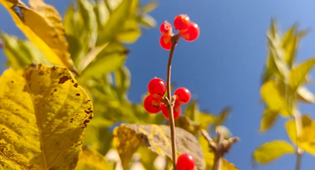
[0,64,93,169]
[93,0,109,29]
[1,33,50,68]
[114,65,131,93]
[137,146,159,170]
[83,118,114,155]
[78,0,98,47]
[215,106,231,125]
[97,0,132,45]
[141,1,159,14]
[261,80,291,116]
[297,86,315,104]
[113,124,206,170]
[80,42,127,80]
[75,145,111,170]
[184,101,198,121]
[265,20,289,81]
[197,112,216,129]
[290,57,315,91]
[260,109,278,132]
[252,140,294,164]
[116,19,142,43]
[139,14,157,28]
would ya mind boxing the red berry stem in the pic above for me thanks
[165,33,181,170]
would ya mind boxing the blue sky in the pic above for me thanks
[1,0,315,169]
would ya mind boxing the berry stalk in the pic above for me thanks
[166,34,181,169]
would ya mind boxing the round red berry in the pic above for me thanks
[148,77,166,98]
[160,21,172,35]
[161,103,181,119]
[174,87,191,104]
[144,95,161,114]
[180,22,200,42]
[160,35,172,50]
[176,153,195,170]
[174,14,190,30]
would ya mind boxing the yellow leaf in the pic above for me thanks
[252,140,294,164]
[286,115,315,155]
[1,33,51,68]
[297,86,315,104]
[0,64,93,169]
[261,80,291,116]
[222,159,238,170]
[260,109,278,132]
[75,145,111,170]
[113,124,206,170]
[0,0,77,74]
[290,57,315,90]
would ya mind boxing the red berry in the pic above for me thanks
[160,35,172,50]
[176,153,195,170]
[148,77,166,98]
[144,95,161,114]
[160,21,172,35]
[174,14,190,30]
[174,87,191,104]
[161,103,181,119]
[180,22,200,42]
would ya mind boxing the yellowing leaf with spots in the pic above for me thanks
[0,0,78,74]
[0,64,93,170]
[113,124,206,170]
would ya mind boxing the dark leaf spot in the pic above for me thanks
[58,76,69,84]
[75,93,80,96]
[39,71,44,75]
[74,83,78,88]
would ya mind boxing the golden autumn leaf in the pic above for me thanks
[0,0,78,74]
[260,109,278,132]
[286,115,315,155]
[113,124,206,170]
[252,140,294,165]
[75,145,111,170]
[0,64,93,170]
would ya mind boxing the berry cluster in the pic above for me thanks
[159,14,200,50]
[144,77,191,119]
[177,153,195,170]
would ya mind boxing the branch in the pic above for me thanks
[166,34,180,169]
[201,129,239,170]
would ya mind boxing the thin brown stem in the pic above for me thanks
[293,109,303,170]
[213,153,223,170]
[166,34,180,169]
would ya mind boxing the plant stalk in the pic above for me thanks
[293,109,303,170]
[166,34,180,169]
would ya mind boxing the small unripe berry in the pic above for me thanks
[174,14,190,30]
[160,21,172,35]
[174,87,191,104]
[144,95,161,113]
[180,22,200,42]
[176,153,195,170]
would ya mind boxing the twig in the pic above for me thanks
[201,129,239,170]
[166,34,180,169]
[293,109,303,170]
